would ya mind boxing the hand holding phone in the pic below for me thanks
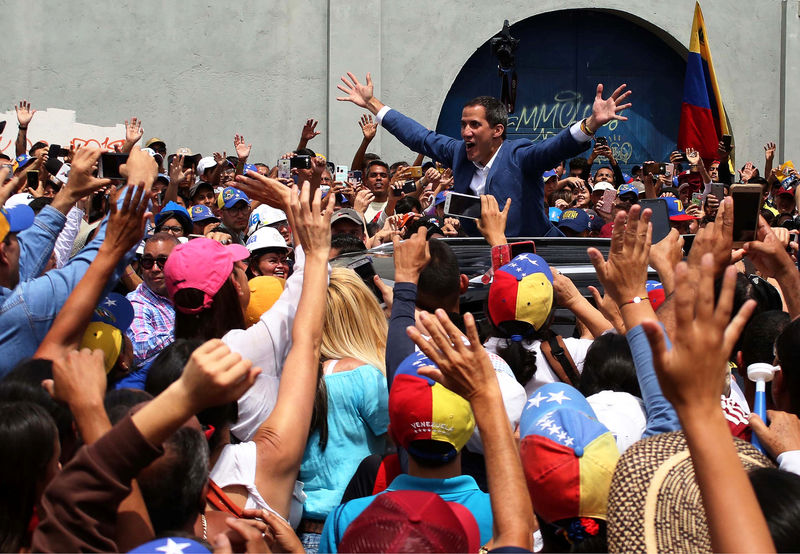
[443,192,481,220]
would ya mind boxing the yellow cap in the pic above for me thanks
[245,276,285,326]
[80,322,123,373]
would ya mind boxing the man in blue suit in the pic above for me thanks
[337,72,632,237]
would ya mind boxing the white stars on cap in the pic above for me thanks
[156,538,192,554]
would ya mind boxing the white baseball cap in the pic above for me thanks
[245,226,291,254]
[592,182,615,192]
[196,156,217,180]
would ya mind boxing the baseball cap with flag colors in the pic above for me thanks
[488,253,554,335]
[388,351,475,463]
[0,204,35,242]
[519,382,620,523]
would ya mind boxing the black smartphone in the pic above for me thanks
[722,134,733,152]
[443,192,481,220]
[731,184,763,245]
[595,136,608,147]
[639,198,671,243]
[26,170,38,190]
[290,155,312,170]
[47,144,69,158]
[402,180,417,194]
[98,152,129,180]
[711,182,726,200]
[347,257,384,303]
[182,157,196,170]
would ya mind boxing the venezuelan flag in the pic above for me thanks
[678,2,730,161]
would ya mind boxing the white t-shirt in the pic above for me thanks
[364,200,388,225]
[483,336,593,396]
[210,441,306,529]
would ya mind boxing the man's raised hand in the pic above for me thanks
[15,100,36,127]
[359,114,377,141]
[337,72,384,114]
[234,134,252,161]
[300,118,321,143]
[587,83,632,132]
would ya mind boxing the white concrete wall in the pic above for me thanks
[0,0,796,171]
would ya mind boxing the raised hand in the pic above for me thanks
[337,72,384,114]
[687,196,733,278]
[685,147,700,165]
[740,162,756,182]
[353,188,374,214]
[587,83,632,131]
[300,118,321,142]
[102,185,151,256]
[641,256,755,414]
[287,181,334,257]
[743,215,796,278]
[477,194,510,246]
[648,228,684,294]
[15,99,36,126]
[61,147,112,201]
[213,151,228,165]
[587,204,651,305]
[234,134,252,161]
[234,171,293,211]
[408,309,495,401]
[359,114,377,141]
[125,117,144,145]
[169,153,191,188]
[44,348,107,410]
[392,226,430,283]
[764,141,776,162]
[119,146,158,189]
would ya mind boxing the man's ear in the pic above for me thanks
[772,367,784,406]
[0,240,8,265]
[493,124,505,139]
[459,274,469,294]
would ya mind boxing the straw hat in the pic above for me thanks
[607,431,773,553]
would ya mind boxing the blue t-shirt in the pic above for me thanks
[300,364,389,519]
[319,473,493,553]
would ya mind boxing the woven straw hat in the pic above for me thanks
[607,431,773,553]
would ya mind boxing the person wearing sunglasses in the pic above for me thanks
[121,233,180,387]
[154,200,193,238]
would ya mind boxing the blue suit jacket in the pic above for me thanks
[382,109,590,236]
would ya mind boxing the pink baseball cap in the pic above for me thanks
[164,238,250,314]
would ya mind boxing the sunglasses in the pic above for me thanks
[140,255,169,270]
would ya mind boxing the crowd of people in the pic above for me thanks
[1,69,800,553]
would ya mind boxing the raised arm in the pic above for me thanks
[15,100,35,157]
[34,183,150,360]
[297,118,321,151]
[743,216,800,318]
[641,256,770,553]
[351,114,378,172]
[253,183,333,519]
[410,310,535,550]
[121,117,144,154]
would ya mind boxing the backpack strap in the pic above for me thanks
[206,479,243,518]
[540,333,580,387]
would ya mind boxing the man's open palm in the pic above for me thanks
[337,72,374,108]
[592,84,632,127]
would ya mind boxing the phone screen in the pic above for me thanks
[290,155,312,170]
[639,198,670,243]
[99,153,128,180]
[444,192,481,219]
[277,159,291,180]
[402,180,417,194]
[26,171,38,189]
[598,189,617,214]
[731,186,762,243]
[347,257,383,303]
[711,183,726,200]
[509,241,536,257]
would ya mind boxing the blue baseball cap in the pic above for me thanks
[617,184,639,198]
[664,197,696,221]
[155,201,193,234]
[243,163,258,175]
[12,154,35,173]
[130,538,210,554]
[0,204,35,241]
[548,207,562,222]
[218,186,251,209]
[557,208,590,233]
[542,170,558,181]
[91,292,134,332]
[189,204,219,224]
[584,209,606,233]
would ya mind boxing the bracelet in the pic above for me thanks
[18,125,27,130]
[580,118,596,136]
[619,295,648,308]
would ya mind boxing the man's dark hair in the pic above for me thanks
[750,176,769,187]
[330,233,366,256]
[741,310,790,369]
[579,333,641,398]
[749,468,800,552]
[417,239,460,312]
[366,159,389,174]
[776,318,800,416]
[29,141,48,156]
[103,389,153,425]
[138,427,209,534]
[294,147,316,157]
[395,196,422,214]
[463,96,508,139]
[254,162,268,170]
[569,157,589,172]
[27,197,52,214]
[363,152,380,163]
[0,153,10,162]
[145,232,180,247]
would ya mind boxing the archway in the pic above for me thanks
[435,9,687,172]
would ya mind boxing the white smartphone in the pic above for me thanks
[277,158,291,180]
[443,192,481,220]
[335,164,348,183]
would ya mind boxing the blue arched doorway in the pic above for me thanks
[435,9,686,172]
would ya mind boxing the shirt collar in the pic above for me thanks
[472,142,503,173]
[141,281,173,304]
[387,473,481,494]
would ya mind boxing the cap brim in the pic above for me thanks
[669,214,696,221]
[226,243,250,262]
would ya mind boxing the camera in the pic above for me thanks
[490,20,518,72]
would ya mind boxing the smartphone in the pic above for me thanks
[407,166,423,178]
[711,182,726,200]
[443,191,481,220]
[401,180,417,194]
[691,192,703,208]
[326,161,335,175]
[664,163,675,177]
[595,136,608,147]
[731,184,763,245]
[347,257,384,303]
[335,164,349,183]
[643,162,666,175]
[277,158,291,180]
[26,170,38,190]
[639,198,671,243]
[290,155,312,170]
[47,144,69,158]
[597,189,617,215]
[491,241,536,271]
[182,156,196,170]
[98,152,128,180]
[347,170,362,184]
[722,134,733,152]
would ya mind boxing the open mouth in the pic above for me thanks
[465,141,476,156]
[273,268,286,278]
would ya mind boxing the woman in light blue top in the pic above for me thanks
[298,268,389,553]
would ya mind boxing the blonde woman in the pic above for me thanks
[297,268,389,551]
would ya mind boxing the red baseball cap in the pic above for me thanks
[164,238,249,314]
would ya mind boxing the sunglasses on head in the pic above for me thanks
[140,255,168,270]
